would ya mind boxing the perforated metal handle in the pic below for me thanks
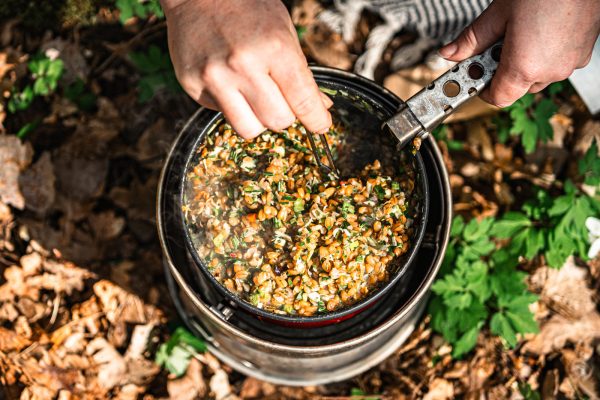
[385,42,503,149]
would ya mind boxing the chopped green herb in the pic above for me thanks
[294,197,305,213]
[374,185,385,200]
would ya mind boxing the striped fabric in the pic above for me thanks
[319,0,492,78]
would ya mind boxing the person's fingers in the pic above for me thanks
[439,2,506,61]
[479,59,534,107]
[271,60,332,134]
[197,90,219,110]
[320,92,334,109]
[528,82,550,93]
[240,75,295,132]
[211,88,266,139]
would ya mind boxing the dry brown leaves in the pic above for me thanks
[526,257,600,356]
[0,241,165,398]
[0,134,33,209]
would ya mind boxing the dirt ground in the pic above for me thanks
[1,0,600,399]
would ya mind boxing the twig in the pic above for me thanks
[92,20,167,76]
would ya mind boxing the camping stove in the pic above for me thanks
[158,67,452,386]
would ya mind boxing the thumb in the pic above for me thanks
[439,2,506,61]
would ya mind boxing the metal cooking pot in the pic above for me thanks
[157,66,452,384]
[179,68,431,327]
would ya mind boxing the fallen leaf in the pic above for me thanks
[209,369,236,400]
[523,314,600,356]
[167,358,207,400]
[303,23,354,70]
[531,257,596,318]
[86,337,127,390]
[0,326,30,352]
[89,210,125,241]
[423,378,453,400]
[93,280,163,326]
[19,152,56,215]
[20,252,42,276]
[466,120,494,161]
[0,134,33,209]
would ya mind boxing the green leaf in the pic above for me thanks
[490,212,531,238]
[463,218,492,242]
[155,327,207,377]
[464,260,491,303]
[490,312,517,347]
[489,264,527,300]
[506,310,539,335]
[450,215,465,237]
[548,194,573,217]
[547,81,565,97]
[16,120,39,139]
[524,228,544,260]
[520,119,538,153]
[452,323,482,358]
[519,382,541,400]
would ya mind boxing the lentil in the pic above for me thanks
[183,121,416,316]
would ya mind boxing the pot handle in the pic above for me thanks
[385,41,503,149]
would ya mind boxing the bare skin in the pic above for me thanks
[161,0,332,139]
[163,0,600,135]
[439,0,600,107]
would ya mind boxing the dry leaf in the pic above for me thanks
[0,326,30,352]
[86,337,127,390]
[19,152,56,215]
[93,280,162,326]
[423,378,453,400]
[0,134,33,209]
[210,369,236,400]
[167,358,207,400]
[303,23,353,70]
[89,210,125,241]
[20,252,42,276]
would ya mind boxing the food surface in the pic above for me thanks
[183,122,418,316]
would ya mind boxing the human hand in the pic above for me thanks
[439,0,600,107]
[161,0,333,139]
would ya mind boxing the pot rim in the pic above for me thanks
[178,71,430,324]
[157,66,452,351]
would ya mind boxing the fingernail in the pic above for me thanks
[439,43,457,58]
[496,102,512,108]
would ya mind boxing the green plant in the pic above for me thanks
[116,0,163,23]
[433,125,463,151]
[495,94,557,153]
[8,55,64,113]
[350,388,380,400]
[64,78,97,112]
[579,142,600,186]
[429,216,538,358]
[129,45,180,102]
[492,182,600,268]
[518,383,541,400]
[494,82,568,153]
[155,326,207,377]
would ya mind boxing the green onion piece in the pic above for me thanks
[294,198,305,213]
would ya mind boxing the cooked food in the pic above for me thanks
[183,121,417,316]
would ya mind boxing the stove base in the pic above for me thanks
[165,262,427,386]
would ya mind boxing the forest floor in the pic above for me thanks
[1,0,600,399]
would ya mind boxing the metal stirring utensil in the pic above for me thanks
[385,42,503,150]
[306,129,340,178]
[306,41,502,177]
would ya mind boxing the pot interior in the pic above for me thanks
[180,74,430,324]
